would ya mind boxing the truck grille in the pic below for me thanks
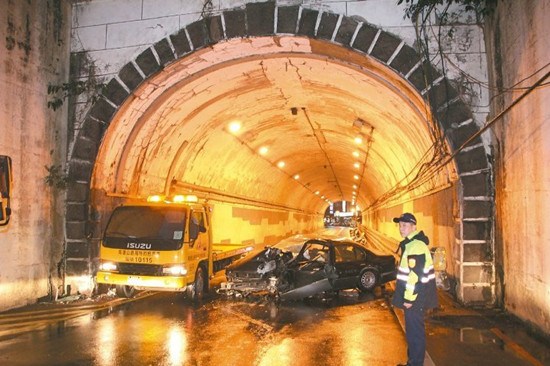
[118,263,163,276]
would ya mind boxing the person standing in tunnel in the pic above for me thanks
[392,213,438,366]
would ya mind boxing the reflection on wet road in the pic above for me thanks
[0,290,406,366]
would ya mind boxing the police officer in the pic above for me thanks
[392,213,438,366]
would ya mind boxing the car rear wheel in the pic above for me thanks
[115,285,135,298]
[357,268,378,292]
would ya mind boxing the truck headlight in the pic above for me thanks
[99,262,117,271]
[163,265,187,276]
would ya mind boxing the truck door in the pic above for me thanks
[187,209,208,273]
[0,156,12,226]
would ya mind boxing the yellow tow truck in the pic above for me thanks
[96,194,252,300]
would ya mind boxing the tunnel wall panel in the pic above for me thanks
[118,62,145,91]
[246,2,275,36]
[464,243,491,262]
[456,147,488,173]
[317,12,339,40]
[88,97,116,123]
[390,44,421,75]
[154,38,176,66]
[462,172,491,197]
[103,78,129,106]
[277,6,300,34]
[223,9,247,38]
[169,28,193,56]
[135,47,160,77]
[370,31,401,63]
[463,221,491,241]
[462,285,494,304]
[334,16,357,46]
[297,8,318,37]
[352,23,378,54]
[406,62,440,92]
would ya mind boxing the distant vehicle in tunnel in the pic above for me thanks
[220,238,396,300]
[95,195,251,301]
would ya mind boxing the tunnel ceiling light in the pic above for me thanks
[352,151,360,158]
[353,184,358,189]
[258,146,268,155]
[293,174,300,180]
[228,121,242,134]
[354,137,363,145]
[315,191,320,195]
[352,191,356,196]
[277,161,285,168]
[353,175,359,180]
[354,162,360,169]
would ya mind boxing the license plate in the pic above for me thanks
[127,276,143,285]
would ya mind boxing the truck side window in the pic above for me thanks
[189,211,206,244]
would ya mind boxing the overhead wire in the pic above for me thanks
[367,3,549,211]
[368,69,550,210]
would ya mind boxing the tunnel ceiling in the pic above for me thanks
[93,36,453,213]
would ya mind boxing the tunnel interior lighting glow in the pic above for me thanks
[293,174,300,180]
[354,137,363,144]
[228,121,242,134]
[147,195,165,202]
[353,175,359,180]
[353,184,358,189]
[258,146,268,155]
[277,161,285,168]
[352,151,360,158]
[354,162,360,169]
[315,191,320,195]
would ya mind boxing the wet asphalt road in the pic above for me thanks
[0,289,408,366]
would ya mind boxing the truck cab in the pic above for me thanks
[96,194,216,300]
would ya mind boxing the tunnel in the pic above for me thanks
[65,3,493,306]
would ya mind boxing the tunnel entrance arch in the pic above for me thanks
[66,2,494,306]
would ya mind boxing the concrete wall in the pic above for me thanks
[0,0,71,310]
[485,0,550,334]
[367,186,456,277]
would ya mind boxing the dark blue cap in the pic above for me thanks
[393,212,417,224]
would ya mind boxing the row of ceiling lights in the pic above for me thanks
[227,120,364,207]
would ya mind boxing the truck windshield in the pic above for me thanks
[103,206,187,250]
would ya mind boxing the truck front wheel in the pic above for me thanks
[115,285,135,298]
[188,267,205,302]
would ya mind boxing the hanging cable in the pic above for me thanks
[368,70,550,210]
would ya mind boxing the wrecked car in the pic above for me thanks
[219,238,397,300]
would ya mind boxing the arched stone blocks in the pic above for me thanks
[66,1,494,305]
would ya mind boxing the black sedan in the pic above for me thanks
[219,238,397,300]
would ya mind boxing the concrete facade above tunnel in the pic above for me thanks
[66,2,494,306]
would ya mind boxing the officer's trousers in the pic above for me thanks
[404,307,425,366]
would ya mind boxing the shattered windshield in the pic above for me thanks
[103,206,187,250]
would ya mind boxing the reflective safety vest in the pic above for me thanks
[392,231,438,310]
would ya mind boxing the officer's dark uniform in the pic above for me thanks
[392,227,438,366]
